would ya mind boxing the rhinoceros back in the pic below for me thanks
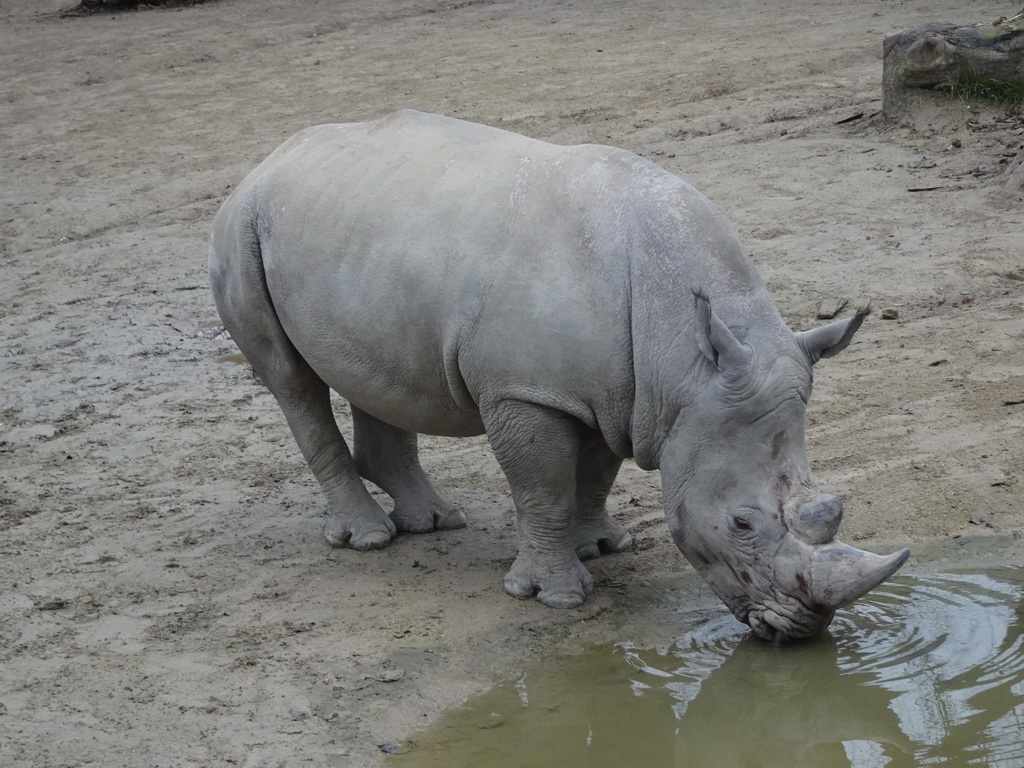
[209,110,755,441]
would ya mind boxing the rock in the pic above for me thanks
[816,297,849,320]
[881,308,900,320]
[376,666,405,683]
[1001,157,1024,198]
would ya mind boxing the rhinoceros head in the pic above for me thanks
[659,293,908,643]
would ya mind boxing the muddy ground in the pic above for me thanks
[1,0,1023,765]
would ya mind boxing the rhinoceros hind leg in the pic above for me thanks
[485,400,595,608]
[210,239,395,551]
[573,432,633,560]
[252,370,395,550]
[261,374,396,550]
[352,405,466,533]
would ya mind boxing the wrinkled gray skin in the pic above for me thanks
[209,110,908,643]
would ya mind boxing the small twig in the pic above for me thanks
[1003,399,1024,406]
[907,186,946,192]
[835,112,865,125]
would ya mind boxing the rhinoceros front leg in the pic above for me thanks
[351,405,466,533]
[484,401,594,608]
[574,432,632,560]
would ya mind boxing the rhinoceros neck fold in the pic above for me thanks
[624,188,769,470]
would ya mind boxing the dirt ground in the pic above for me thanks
[1,0,1022,765]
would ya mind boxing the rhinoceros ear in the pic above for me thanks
[693,289,751,371]
[797,307,870,364]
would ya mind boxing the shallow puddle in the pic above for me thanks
[389,569,1024,767]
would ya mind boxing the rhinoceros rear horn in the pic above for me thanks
[809,542,909,611]
[796,306,870,364]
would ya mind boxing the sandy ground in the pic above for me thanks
[1,0,1023,765]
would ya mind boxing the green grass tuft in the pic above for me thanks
[948,73,1024,110]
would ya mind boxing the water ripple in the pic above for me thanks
[618,568,1024,766]
[392,569,1024,768]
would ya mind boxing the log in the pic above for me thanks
[882,9,1024,120]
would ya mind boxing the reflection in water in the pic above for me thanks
[390,569,1024,768]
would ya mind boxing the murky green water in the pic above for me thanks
[389,569,1024,768]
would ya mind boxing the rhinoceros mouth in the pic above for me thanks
[744,603,833,644]
[719,587,832,643]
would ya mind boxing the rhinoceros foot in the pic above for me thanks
[504,552,594,608]
[323,509,397,550]
[574,520,633,561]
[390,499,467,534]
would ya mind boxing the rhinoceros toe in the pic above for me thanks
[574,522,633,561]
[390,500,467,533]
[504,553,594,608]
[323,512,396,550]
[434,506,468,530]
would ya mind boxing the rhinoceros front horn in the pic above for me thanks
[809,542,910,611]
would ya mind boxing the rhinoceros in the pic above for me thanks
[208,109,908,642]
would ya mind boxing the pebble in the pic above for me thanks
[881,308,899,320]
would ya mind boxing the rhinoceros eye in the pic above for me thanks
[729,514,754,533]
